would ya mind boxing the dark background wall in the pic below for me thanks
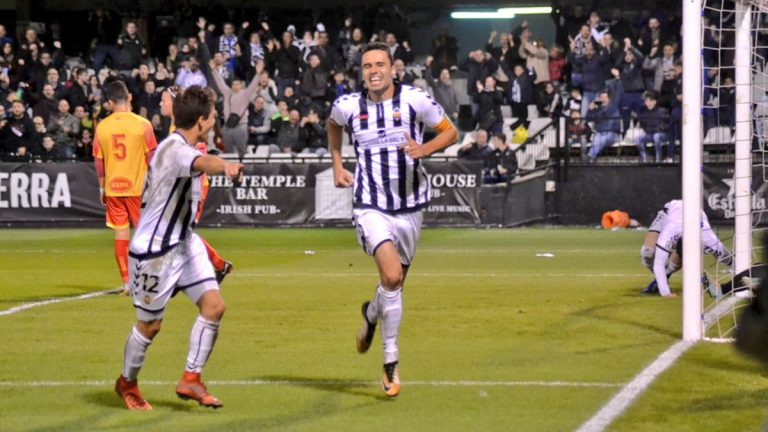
[556,165,682,226]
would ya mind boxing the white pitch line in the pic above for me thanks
[232,272,648,279]
[574,340,694,432]
[0,379,622,389]
[0,271,648,316]
[1,248,638,255]
[0,289,120,317]
[575,301,730,432]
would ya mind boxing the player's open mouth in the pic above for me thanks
[370,77,381,85]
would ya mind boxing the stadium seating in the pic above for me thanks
[703,126,734,145]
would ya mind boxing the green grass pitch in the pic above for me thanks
[1,228,767,431]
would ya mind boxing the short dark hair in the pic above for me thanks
[643,90,658,101]
[361,42,393,64]
[173,85,215,129]
[494,133,507,142]
[105,80,130,103]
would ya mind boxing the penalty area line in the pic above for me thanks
[0,288,122,317]
[0,379,623,389]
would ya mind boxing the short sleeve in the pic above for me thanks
[168,142,203,178]
[412,88,447,129]
[329,97,350,127]
[655,223,680,253]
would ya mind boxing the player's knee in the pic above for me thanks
[202,299,226,321]
[137,320,162,339]
[380,269,403,291]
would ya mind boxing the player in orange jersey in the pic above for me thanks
[160,86,233,282]
[93,80,157,293]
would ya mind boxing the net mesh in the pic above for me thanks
[701,0,768,341]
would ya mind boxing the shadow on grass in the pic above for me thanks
[150,398,199,412]
[253,375,391,402]
[694,355,766,376]
[0,285,111,306]
[83,389,124,409]
[212,376,387,432]
[683,388,768,412]
[84,388,196,413]
[570,303,680,340]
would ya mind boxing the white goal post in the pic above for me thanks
[683,0,758,341]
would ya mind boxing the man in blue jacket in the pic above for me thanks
[635,91,669,163]
[568,41,611,118]
[586,72,623,162]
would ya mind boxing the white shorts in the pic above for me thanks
[128,233,218,322]
[353,208,423,266]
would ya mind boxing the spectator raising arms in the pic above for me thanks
[209,59,260,158]
[423,56,459,121]
[474,76,504,135]
[585,72,624,162]
[458,50,498,118]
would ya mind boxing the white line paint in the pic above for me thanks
[1,248,638,255]
[231,272,649,279]
[0,271,648,316]
[0,289,121,317]
[0,379,623,389]
[575,340,695,432]
[575,302,730,432]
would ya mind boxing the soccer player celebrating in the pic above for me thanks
[94,80,157,294]
[115,86,243,410]
[327,42,458,397]
[159,86,233,283]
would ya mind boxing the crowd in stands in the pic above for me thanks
[0,3,729,170]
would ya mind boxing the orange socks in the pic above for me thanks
[115,239,130,283]
[201,237,225,272]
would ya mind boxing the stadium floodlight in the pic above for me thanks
[450,11,516,19]
[496,7,553,15]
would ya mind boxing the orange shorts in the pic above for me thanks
[105,196,142,229]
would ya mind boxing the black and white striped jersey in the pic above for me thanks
[129,132,203,259]
[330,84,447,213]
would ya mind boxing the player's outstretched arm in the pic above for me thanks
[193,155,243,181]
[327,120,353,187]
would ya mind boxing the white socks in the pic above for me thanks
[185,315,220,373]
[377,285,402,365]
[123,326,152,381]
[365,285,381,324]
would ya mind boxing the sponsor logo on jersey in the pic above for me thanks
[110,177,134,192]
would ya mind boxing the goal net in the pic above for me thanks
[694,0,768,341]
